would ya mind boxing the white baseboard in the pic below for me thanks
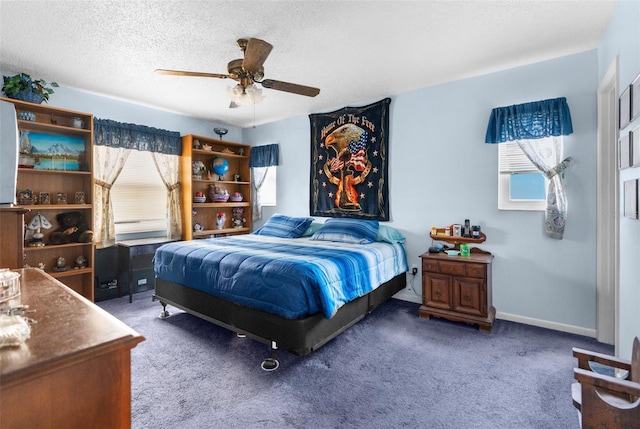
[393,289,422,304]
[392,293,597,338]
[496,311,597,338]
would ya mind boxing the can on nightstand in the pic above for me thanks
[459,243,470,257]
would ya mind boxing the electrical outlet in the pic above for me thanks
[410,264,418,276]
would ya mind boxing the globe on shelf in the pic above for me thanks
[211,157,229,180]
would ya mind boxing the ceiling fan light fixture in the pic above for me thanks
[157,38,319,110]
[229,83,263,106]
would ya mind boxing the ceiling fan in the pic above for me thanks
[155,38,320,108]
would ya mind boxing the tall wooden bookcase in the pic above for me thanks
[1,97,95,300]
[180,134,252,240]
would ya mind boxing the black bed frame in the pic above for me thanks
[153,273,405,370]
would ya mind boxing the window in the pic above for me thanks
[111,149,167,238]
[498,140,548,211]
[253,166,276,206]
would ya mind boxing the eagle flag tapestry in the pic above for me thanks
[309,98,391,221]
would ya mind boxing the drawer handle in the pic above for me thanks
[435,288,441,297]
[463,295,471,303]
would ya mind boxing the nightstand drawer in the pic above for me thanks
[465,263,486,278]
[439,261,465,275]
[422,259,439,273]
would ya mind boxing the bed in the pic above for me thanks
[153,215,408,369]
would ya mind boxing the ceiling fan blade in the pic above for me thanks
[259,79,320,97]
[242,38,273,72]
[155,69,229,79]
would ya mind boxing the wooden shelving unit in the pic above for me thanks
[180,134,252,240]
[1,97,95,300]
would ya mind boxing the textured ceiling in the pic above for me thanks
[0,0,616,128]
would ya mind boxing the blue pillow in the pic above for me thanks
[302,221,324,237]
[253,214,314,238]
[376,225,406,244]
[310,218,379,244]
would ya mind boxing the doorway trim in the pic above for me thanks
[596,57,619,347]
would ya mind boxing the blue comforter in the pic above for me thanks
[154,235,408,319]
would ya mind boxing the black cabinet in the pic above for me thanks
[118,238,176,303]
[94,246,118,302]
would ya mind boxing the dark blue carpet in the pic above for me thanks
[99,290,612,428]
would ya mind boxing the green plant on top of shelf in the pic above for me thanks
[2,73,59,103]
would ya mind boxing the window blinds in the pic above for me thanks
[110,149,167,234]
[498,141,538,174]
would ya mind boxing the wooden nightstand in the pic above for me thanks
[418,251,495,332]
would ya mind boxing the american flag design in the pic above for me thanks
[330,156,344,172]
[348,130,368,171]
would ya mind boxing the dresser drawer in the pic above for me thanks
[439,261,465,276]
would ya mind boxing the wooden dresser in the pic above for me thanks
[418,251,495,332]
[0,268,144,429]
[0,207,27,269]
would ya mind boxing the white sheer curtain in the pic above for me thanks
[151,152,181,240]
[516,137,574,239]
[252,166,270,220]
[249,144,279,221]
[94,145,130,248]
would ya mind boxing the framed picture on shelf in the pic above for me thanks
[633,125,640,167]
[619,132,631,169]
[620,85,631,130]
[624,179,639,219]
[632,73,640,122]
[56,192,67,205]
[39,192,50,205]
[29,131,86,171]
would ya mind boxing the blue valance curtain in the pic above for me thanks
[249,143,280,167]
[94,118,181,155]
[92,118,182,248]
[249,144,279,221]
[485,97,573,144]
[485,97,574,240]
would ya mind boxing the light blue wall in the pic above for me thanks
[244,50,599,334]
[598,0,640,359]
[34,85,243,142]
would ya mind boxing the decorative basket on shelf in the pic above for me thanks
[13,90,44,104]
